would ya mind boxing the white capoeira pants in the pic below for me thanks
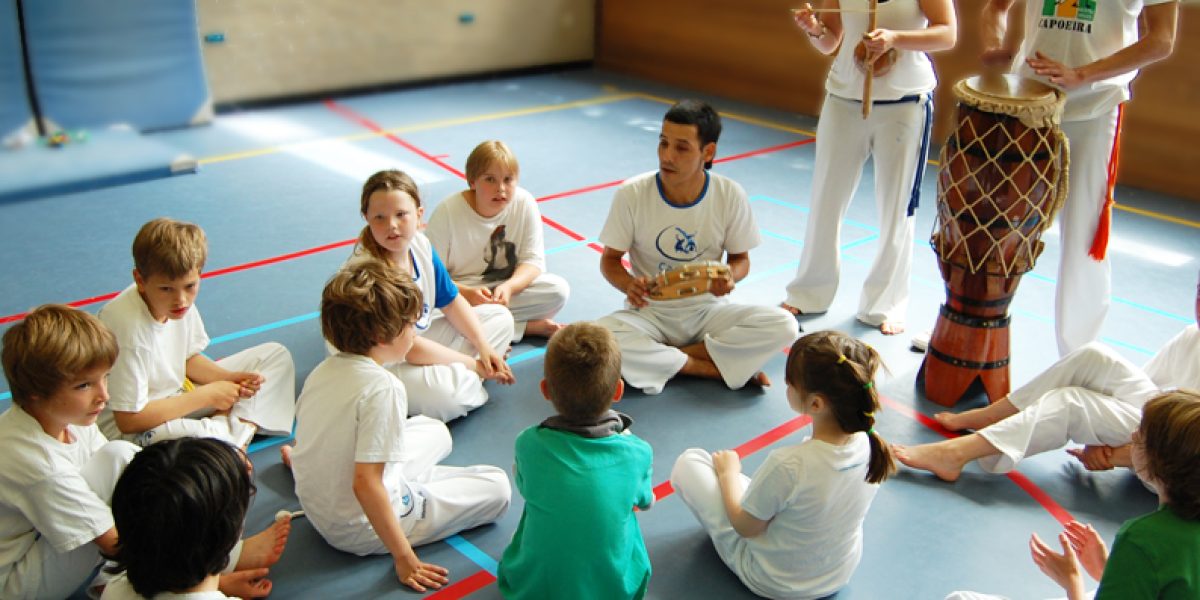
[2,441,139,600]
[944,591,1085,600]
[670,449,753,577]
[332,416,511,555]
[504,273,569,342]
[1053,107,1121,356]
[136,342,297,447]
[391,303,515,422]
[977,341,1158,473]
[598,298,799,395]
[784,93,931,327]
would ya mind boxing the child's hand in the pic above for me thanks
[218,568,273,599]
[1029,532,1087,596]
[1066,445,1114,471]
[712,450,742,480]
[1063,521,1108,582]
[459,285,494,306]
[475,350,515,385]
[204,381,243,411]
[491,283,514,306]
[229,371,265,398]
[394,556,449,592]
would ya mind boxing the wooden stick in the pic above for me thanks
[862,0,877,118]
[791,7,876,14]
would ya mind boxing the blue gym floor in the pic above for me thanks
[1,68,1197,599]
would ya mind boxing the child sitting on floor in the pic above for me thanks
[426,140,569,341]
[671,330,895,599]
[497,322,654,599]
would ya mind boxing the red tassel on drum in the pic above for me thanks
[1088,104,1125,261]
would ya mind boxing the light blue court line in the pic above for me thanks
[750,194,1193,324]
[0,392,9,401]
[1101,336,1155,356]
[509,347,546,365]
[761,229,804,247]
[445,534,499,575]
[546,239,593,255]
[210,312,320,345]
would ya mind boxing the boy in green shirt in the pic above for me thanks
[497,322,654,599]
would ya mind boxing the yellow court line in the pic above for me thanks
[1114,204,1200,229]
[199,93,639,165]
[627,91,816,137]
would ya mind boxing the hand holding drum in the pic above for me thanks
[647,262,733,300]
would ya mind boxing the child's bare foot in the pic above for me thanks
[934,398,1017,432]
[893,442,967,482]
[748,371,772,387]
[525,318,565,338]
[780,302,802,316]
[280,443,294,469]
[880,320,905,335]
[236,516,292,570]
[933,411,978,432]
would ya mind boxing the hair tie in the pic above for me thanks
[863,381,874,390]
[864,411,875,419]
[837,354,848,364]
[867,427,876,435]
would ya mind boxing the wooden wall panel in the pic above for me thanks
[597,1,1199,201]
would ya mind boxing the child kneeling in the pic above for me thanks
[671,330,894,599]
[291,258,511,592]
[498,322,654,599]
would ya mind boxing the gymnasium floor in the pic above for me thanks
[2,68,1197,599]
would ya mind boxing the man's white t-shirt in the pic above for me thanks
[426,188,546,286]
[1143,324,1200,392]
[1015,0,1173,121]
[0,406,113,589]
[98,285,208,440]
[737,434,879,600]
[291,353,417,554]
[599,171,761,307]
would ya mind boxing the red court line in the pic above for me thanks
[714,139,814,164]
[0,239,358,325]
[323,99,467,180]
[425,570,497,599]
[878,394,1075,526]
[537,179,625,203]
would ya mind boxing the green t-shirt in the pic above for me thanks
[497,425,654,600]
[1096,505,1200,599]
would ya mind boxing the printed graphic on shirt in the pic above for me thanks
[1040,0,1095,32]
[654,225,708,272]
[481,224,518,283]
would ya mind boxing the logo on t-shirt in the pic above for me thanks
[1039,0,1095,32]
[654,226,706,266]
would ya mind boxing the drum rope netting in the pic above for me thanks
[932,80,1071,278]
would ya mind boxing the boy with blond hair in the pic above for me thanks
[291,258,510,592]
[0,305,140,598]
[98,218,295,447]
[498,322,654,600]
[426,140,569,341]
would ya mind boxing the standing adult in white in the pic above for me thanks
[783,0,957,335]
[981,0,1178,356]
[597,100,799,395]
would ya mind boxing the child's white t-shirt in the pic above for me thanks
[348,232,458,335]
[98,284,209,440]
[100,574,232,599]
[1143,324,1200,392]
[0,406,113,588]
[291,353,416,552]
[599,171,761,308]
[426,188,546,286]
[737,433,879,599]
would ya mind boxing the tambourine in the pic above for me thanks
[854,42,897,77]
[647,261,732,300]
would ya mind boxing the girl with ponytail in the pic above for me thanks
[670,330,893,599]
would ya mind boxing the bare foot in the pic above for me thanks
[933,411,976,432]
[892,442,968,482]
[934,398,1017,432]
[280,443,294,469]
[679,355,722,381]
[748,371,772,387]
[236,517,291,570]
[525,319,566,338]
[880,320,905,335]
[780,302,802,316]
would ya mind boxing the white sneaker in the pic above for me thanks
[911,330,931,352]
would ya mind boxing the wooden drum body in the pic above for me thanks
[922,75,1069,406]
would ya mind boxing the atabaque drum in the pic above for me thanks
[921,74,1070,406]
